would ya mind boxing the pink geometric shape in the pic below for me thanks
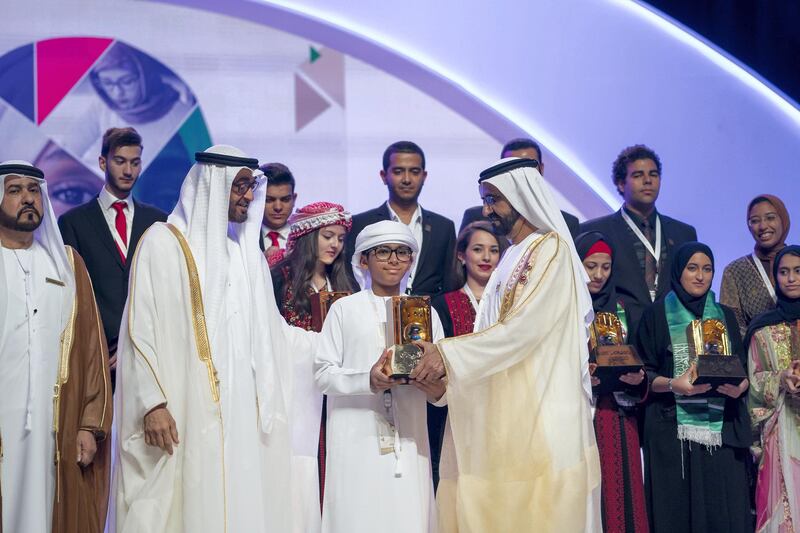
[299,48,346,108]
[295,73,331,131]
[36,37,113,124]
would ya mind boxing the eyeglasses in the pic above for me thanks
[368,245,414,262]
[748,213,780,227]
[231,179,261,196]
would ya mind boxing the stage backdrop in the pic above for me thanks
[1,0,798,282]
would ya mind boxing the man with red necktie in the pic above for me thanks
[259,162,297,266]
[58,127,166,383]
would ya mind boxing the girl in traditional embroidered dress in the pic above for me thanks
[721,194,791,337]
[636,241,753,533]
[429,221,506,488]
[746,245,800,533]
[576,231,649,533]
[269,202,353,532]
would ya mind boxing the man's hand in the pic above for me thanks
[412,376,447,403]
[620,369,645,386]
[409,341,445,382]
[589,362,601,387]
[108,340,118,370]
[717,378,749,399]
[144,405,180,455]
[370,349,397,393]
[670,364,712,396]
[76,429,97,467]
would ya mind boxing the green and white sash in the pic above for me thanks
[665,291,726,447]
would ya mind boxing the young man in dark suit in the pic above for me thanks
[460,138,580,239]
[59,127,166,378]
[579,144,697,334]
[345,141,457,297]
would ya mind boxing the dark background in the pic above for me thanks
[647,0,800,105]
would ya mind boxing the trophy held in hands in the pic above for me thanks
[589,312,644,395]
[310,291,351,332]
[686,319,747,395]
[383,296,432,379]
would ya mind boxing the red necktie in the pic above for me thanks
[112,201,128,263]
[267,231,281,248]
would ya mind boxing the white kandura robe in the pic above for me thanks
[315,290,444,533]
[0,243,68,533]
[114,224,308,533]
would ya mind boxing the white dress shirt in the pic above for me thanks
[261,224,290,250]
[386,202,423,292]
[97,186,135,257]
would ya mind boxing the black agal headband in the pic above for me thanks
[195,151,259,169]
[478,157,539,183]
[0,163,45,180]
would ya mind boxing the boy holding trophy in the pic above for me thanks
[314,220,445,533]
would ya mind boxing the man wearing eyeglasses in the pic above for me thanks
[345,141,457,297]
[316,220,445,533]
[114,145,318,532]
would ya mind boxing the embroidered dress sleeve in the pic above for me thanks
[748,327,781,423]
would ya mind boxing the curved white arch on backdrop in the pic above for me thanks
[153,0,800,273]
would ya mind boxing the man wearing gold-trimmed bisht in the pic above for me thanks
[113,146,318,533]
[413,158,601,532]
[0,161,112,533]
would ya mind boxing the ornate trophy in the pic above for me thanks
[589,312,644,395]
[310,291,351,333]
[686,319,747,393]
[383,296,432,379]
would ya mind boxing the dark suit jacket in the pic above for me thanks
[459,205,580,240]
[345,203,457,297]
[579,209,697,334]
[58,197,167,346]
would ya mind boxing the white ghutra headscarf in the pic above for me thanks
[350,220,419,292]
[0,160,76,429]
[480,157,594,398]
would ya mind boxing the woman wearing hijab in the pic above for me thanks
[576,231,649,533]
[721,195,791,337]
[745,245,800,533]
[636,242,753,533]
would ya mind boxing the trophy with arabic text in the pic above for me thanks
[383,296,432,379]
[686,319,747,394]
[310,291,351,333]
[589,312,644,395]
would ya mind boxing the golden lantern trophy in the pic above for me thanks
[589,312,644,394]
[686,318,746,393]
[383,296,432,379]
[310,291,351,333]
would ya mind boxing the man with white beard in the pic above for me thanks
[114,146,316,533]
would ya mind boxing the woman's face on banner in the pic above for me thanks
[96,64,143,110]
